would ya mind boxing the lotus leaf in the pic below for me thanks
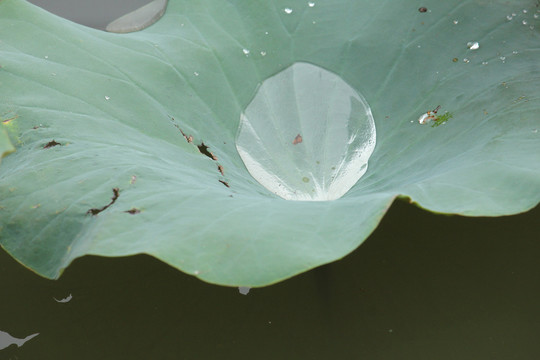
[0,0,539,286]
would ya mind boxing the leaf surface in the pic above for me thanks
[0,0,539,285]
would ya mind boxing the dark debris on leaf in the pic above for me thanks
[86,188,120,216]
[198,142,217,160]
[418,7,427,12]
[1,114,18,124]
[219,180,230,188]
[124,208,141,215]
[43,140,61,149]
[170,117,193,143]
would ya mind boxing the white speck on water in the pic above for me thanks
[467,41,480,50]
[194,71,199,76]
[260,51,267,56]
[499,56,506,61]
[44,55,48,59]
[0,331,39,349]
[238,287,251,295]
[482,61,488,65]
[453,19,459,24]
[312,20,317,24]
[284,8,293,14]
[105,96,110,100]
[308,1,315,7]
[533,129,538,133]
[512,13,517,17]
[51,72,56,76]
[265,31,269,35]
[522,9,528,13]
[463,58,470,63]
[522,19,528,25]
[53,294,73,303]
[506,15,513,21]
[530,25,535,30]
[512,50,518,55]
[193,270,200,275]
[242,48,250,56]
[534,13,539,19]
[417,45,421,48]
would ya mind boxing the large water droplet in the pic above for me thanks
[236,62,376,201]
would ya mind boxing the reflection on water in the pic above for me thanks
[0,331,39,350]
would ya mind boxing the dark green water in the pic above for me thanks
[3,2,540,359]
[2,200,539,360]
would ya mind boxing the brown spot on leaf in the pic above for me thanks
[170,117,193,143]
[44,140,61,149]
[218,165,224,176]
[124,208,140,215]
[198,142,218,160]
[292,134,302,145]
[86,188,120,216]
[1,114,18,124]
[418,7,427,12]
[219,180,230,188]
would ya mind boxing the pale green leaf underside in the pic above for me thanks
[0,0,539,286]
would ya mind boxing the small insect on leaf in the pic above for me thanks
[418,105,441,125]
[292,134,302,145]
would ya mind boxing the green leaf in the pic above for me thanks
[0,0,539,286]
[0,127,15,165]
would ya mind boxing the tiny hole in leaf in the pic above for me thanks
[198,142,218,160]
[43,140,61,149]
